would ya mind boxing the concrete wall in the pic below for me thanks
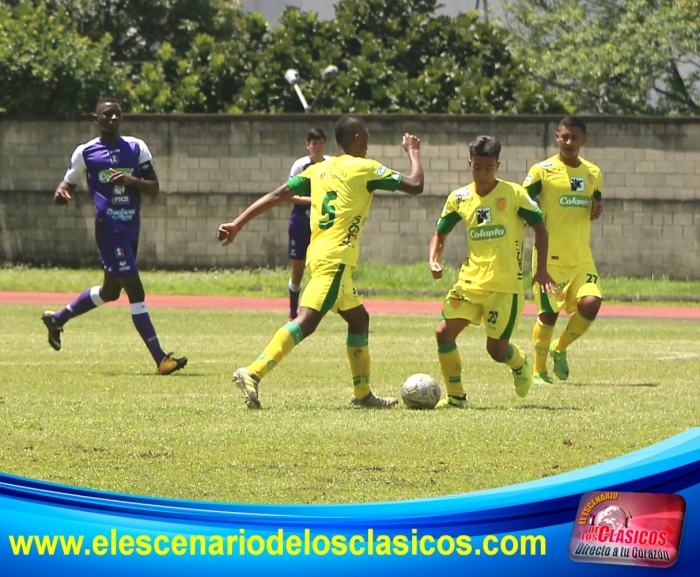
[1,114,699,277]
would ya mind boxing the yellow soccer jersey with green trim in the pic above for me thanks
[437,180,543,294]
[523,155,603,267]
[287,155,403,267]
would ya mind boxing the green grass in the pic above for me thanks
[2,262,700,302]
[1,303,698,504]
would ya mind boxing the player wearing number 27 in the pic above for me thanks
[217,115,423,409]
[523,116,603,385]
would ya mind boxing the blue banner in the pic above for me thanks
[2,428,699,575]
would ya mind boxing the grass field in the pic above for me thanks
[1,299,698,505]
[3,262,700,302]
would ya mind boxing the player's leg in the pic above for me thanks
[435,315,470,408]
[551,269,603,380]
[40,236,123,351]
[483,292,530,398]
[532,268,565,385]
[232,260,333,409]
[288,258,305,320]
[287,213,310,320]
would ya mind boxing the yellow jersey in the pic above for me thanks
[523,155,603,267]
[437,180,543,293]
[287,155,403,267]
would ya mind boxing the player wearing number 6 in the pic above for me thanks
[523,116,604,385]
[217,115,423,409]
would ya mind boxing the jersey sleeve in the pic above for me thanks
[63,145,87,186]
[364,160,403,192]
[135,139,153,165]
[288,157,306,179]
[522,163,544,199]
[514,185,544,226]
[287,173,311,197]
[435,192,462,234]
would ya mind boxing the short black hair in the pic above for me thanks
[335,115,366,149]
[95,97,120,112]
[307,128,326,142]
[559,115,587,134]
[468,135,501,160]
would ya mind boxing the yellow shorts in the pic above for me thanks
[300,260,362,314]
[441,287,524,340]
[533,264,603,315]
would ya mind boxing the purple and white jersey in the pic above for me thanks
[288,155,330,218]
[64,136,154,237]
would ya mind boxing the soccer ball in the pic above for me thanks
[401,373,441,410]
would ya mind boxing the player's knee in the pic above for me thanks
[578,296,601,319]
[486,341,507,363]
[99,287,121,302]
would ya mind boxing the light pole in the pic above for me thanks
[285,65,339,113]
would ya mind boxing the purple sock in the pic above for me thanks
[53,286,105,325]
[130,302,166,365]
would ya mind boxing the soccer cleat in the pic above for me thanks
[41,311,63,351]
[512,359,532,398]
[233,368,261,409]
[549,342,570,381]
[435,395,468,409]
[350,392,398,409]
[158,353,188,375]
[532,371,554,385]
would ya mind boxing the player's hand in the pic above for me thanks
[428,260,443,280]
[54,188,73,205]
[107,168,132,186]
[402,133,420,153]
[590,199,602,220]
[217,222,239,246]
[532,271,555,296]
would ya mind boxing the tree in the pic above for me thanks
[0,2,126,114]
[504,0,700,115]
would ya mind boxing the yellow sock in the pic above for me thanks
[533,320,555,373]
[503,343,525,371]
[248,322,304,378]
[555,312,593,351]
[438,342,465,398]
[347,332,371,399]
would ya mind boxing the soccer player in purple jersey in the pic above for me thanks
[41,98,187,375]
[286,128,329,320]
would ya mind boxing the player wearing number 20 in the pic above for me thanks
[523,116,604,385]
[217,115,423,409]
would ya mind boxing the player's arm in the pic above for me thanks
[591,189,603,220]
[428,231,448,279]
[54,180,76,205]
[107,161,159,197]
[288,195,311,206]
[217,183,297,246]
[530,221,554,295]
[287,158,312,206]
[522,165,543,200]
[396,133,423,195]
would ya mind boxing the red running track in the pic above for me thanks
[1,291,698,320]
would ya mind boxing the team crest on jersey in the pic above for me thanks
[109,152,120,164]
[570,177,585,192]
[495,198,507,210]
[376,165,388,176]
[114,247,124,257]
[476,207,492,224]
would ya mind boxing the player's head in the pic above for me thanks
[335,115,369,157]
[306,127,327,161]
[468,135,501,188]
[556,115,587,163]
[94,98,122,136]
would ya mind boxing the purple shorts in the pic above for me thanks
[288,208,311,261]
[96,234,139,277]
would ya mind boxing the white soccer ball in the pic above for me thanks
[401,373,441,410]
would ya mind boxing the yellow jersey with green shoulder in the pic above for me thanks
[287,155,403,266]
[437,180,543,294]
[523,154,603,267]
